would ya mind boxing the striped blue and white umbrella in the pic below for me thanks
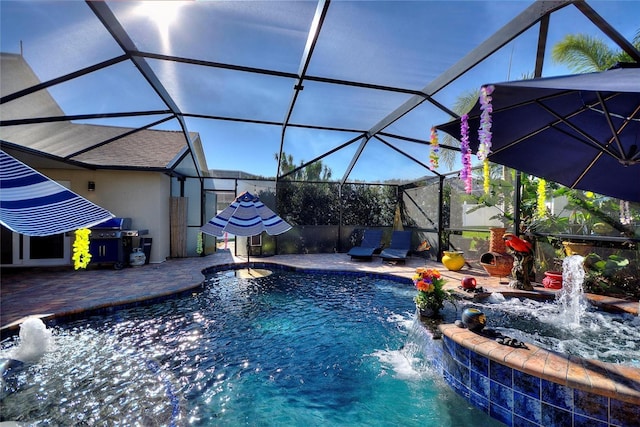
[0,150,114,236]
[201,191,291,238]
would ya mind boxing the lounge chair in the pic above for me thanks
[347,229,384,260]
[380,231,412,263]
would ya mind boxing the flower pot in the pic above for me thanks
[562,241,591,256]
[417,306,436,318]
[479,228,513,277]
[442,251,465,271]
[542,271,562,289]
[488,227,507,253]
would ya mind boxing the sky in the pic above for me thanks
[1,1,639,182]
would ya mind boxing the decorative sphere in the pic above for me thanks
[461,308,486,332]
[461,276,477,289]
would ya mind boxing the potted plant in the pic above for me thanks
[413,267,455,318]
[542,271,563,289]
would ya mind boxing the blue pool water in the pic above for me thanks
[1,270,502,426]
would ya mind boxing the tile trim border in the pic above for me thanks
[439,323,640,426]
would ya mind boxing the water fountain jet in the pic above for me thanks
[1,317,52,377]
[556,255,587,326]
[7,317,52,363]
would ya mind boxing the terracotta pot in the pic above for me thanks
[479,228,514,277]
[542,271,562,289]
[442,251,465,271]
[489,227,507,253]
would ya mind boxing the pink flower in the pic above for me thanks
[460,114,472,194]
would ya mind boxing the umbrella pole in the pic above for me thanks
[246,237,250,269]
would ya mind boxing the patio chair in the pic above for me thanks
[380,231,412,263]
[347,229,384,260]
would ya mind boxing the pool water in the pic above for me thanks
[469,293,640,365]
[1,270,502,426]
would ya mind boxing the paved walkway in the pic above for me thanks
[1,250,637,332]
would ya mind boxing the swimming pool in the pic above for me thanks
[1,269,502,426]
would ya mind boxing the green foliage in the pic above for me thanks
[276,181,398,227]
[586,254,629,275]
[275,152,339,225]
[552,34,619,72]
[554,188,637,237]
[276,152,332,181]
[583,253,640,299]
[341,184,396,226]
[552,31,640,73]
[276,181,340,226]
[275,153,396,227]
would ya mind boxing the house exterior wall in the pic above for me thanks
[43,169,171,264]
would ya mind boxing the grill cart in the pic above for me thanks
[88,218,148,269]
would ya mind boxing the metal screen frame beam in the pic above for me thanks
[277,0,331,180]
[87,0,203,179]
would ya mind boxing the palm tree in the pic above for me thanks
[552,30,640,73]
[275,151,332,181]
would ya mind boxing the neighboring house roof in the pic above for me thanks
[0,53,206,173]
[208,169,260,179]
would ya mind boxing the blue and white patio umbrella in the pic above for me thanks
[201,191,291,265]
[0,150,114,236]
[201,191,291,238]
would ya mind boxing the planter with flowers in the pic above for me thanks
[413,267,456,318]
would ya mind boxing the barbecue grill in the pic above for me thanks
[89,218,148,269]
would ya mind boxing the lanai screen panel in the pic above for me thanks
[307,1,531,89]
[107,1,315,74]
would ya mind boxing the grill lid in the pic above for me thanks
[90,217,132,230]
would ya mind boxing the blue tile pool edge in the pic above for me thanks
[438,325,640,427]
